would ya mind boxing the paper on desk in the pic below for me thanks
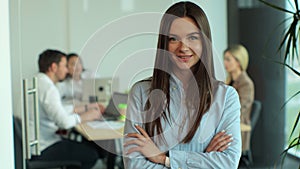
[87,121,124,129]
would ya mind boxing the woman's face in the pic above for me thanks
[168,17,202,70]
[67,56,83,77]
[223,51,241,73]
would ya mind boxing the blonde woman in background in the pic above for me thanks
[223,44,254,152]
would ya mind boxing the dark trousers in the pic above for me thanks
[87,139,117,169]
[32,139,98,169]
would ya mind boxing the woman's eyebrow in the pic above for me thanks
[168,32,200,37]
[187,32,201,36]
[168,34,178,37]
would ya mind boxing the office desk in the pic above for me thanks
[76,121,251,141]
[241,123,251,132]
[75,121,124,141]
[75,121,124,168]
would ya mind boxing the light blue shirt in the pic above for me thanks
[123,75,242,169]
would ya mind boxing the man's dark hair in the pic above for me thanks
[38,49,66,73]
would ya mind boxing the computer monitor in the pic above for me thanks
[82,77,119,103]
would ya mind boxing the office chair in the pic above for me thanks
[240,100,262,168]
[13,116,82,169]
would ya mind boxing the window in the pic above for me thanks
[284,0,300,157]
[285,64,300,157]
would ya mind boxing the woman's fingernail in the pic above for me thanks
[227,133,233,137]
[134,123,139,127]
[221,130,226,133]
[227,142,232,146]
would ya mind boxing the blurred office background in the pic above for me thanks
[1,0,299,168]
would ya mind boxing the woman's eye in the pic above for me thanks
[188,35,199,40]
[169,37,178,42]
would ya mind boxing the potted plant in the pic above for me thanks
[258,0,300,167]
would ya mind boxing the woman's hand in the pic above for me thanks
[205,130,233,152]
[87,103,105,114]
[124,124,166,165]
[80,109,102,122]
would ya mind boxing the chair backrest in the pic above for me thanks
[13,116,24,169]
[250,100,262,131]
[13,116,82,169]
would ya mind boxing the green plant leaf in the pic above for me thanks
[277,19,294,51]
[277,18,299,63]
[274,61,300,76]
[258,0,294,14]
[281,136,300,156]
[291,19,299,63]
[279,134,300,167]
[261,17,292,60]
[281,91,300,110]
[258,1,300,168]
[294,0,299,12]
[289,111,300,140]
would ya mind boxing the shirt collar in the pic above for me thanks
[37,72,55,85]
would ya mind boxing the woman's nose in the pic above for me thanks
[179,40,189,52]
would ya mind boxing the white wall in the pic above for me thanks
[10,0,69,117]
[11,0,228,102]
[0,0,14,168]
[20,0,69,78]
[8,1,227,165]
[68,0,227,91]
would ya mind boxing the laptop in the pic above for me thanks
[82,77,119,103]
[101,92,128,121]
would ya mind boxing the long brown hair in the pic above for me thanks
[144,1,215,143]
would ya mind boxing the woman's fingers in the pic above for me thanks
[134,124,150,138]
[126,146,140,155]
[217,142,231,152]
[206,131,226,152]
[206,131,232,152]
[124,138,145,147]
[98,104,106,114]
[126,133,145,139]
[213,134,233,151]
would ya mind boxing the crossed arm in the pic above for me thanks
[124,124,233,165]
[123,86,242,169]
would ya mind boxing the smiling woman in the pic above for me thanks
[123,1,242,169]
[168,17,202,70]
[8,1,228,168]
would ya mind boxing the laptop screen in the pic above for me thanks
[102,92,128,120]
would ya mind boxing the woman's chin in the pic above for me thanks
[174,63,192,70]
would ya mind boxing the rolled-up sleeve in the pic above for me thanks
[41,85,78,129]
